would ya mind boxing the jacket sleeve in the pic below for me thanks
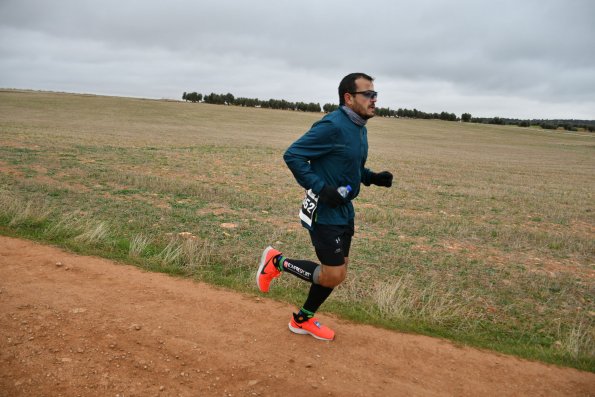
[360,127,373,186]
[361,166,373,186]
[283,119,337,194]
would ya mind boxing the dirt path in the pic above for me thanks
[1,236,593,397]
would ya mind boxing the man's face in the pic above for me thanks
[345,78,377,119]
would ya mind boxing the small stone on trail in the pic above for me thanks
[132,324,142,331]
[55,262,64,267]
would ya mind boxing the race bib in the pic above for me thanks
[299,189,318,228]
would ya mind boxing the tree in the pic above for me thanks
[224,93,235,105]
[461,113,472,122]
[540,123,556,130]
[184,92,201,103]
[307,102,321,112]
[323,103,339,113]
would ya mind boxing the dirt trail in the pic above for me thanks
[1,236,593,397]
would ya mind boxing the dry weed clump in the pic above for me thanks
[158,234,216,272]
[558,317,595,360]
[372,275,478,329]
[43,212,111,246]
[0,189,50,226]
[44,213,85,239]
[74,221,110,245]
[129,234,150,257]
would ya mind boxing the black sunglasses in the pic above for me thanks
[349,90,378,100]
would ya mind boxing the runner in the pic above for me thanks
[257,73,393,340]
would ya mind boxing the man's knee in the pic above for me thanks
[319,264,347,288]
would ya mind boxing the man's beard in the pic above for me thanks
[359,109,375,120]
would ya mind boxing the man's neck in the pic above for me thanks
[341,105,367,127]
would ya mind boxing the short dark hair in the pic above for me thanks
[338,73,374,105]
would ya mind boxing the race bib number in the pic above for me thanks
[299,189,318,228]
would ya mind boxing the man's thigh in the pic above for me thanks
[309,222,354,266]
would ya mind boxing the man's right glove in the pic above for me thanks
[318,185,345,208]
[370,171,393,187]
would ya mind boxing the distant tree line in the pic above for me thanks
[323,103,457,120]
[183,91,321,112]
[395,109,594,132]
[394,108,458,121]
[466,116,595,132]
[183,91,594,132]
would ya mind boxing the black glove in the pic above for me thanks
[318,185,345,208]
[371,171,393,187]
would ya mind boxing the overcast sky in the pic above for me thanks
[1,0,594,120]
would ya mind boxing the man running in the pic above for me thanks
[257,72,393,340]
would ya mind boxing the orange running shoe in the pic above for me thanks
[256,246,282,293]
[288,313,335,341]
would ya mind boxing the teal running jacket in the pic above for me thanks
[284,107,374,226]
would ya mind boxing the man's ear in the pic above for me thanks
[344,92,353,106]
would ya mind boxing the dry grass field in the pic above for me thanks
[0,90,593,370]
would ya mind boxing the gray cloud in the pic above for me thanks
[1,0,594,119]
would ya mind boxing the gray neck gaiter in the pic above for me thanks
[341,105,367,127]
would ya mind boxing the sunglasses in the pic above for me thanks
[349,90,378,100]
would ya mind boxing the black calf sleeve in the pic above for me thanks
[283,259,318,283]
[303,283,334,314]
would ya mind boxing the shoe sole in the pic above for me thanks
[288,322,334,341]
[256,246,274,292]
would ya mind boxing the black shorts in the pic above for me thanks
[309,220,355,266]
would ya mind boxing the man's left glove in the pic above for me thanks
[318,185,346,208]
[371,171,393,187]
